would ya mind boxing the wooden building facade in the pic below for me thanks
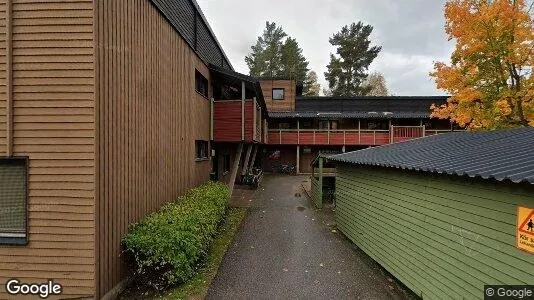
[0,0,264,298]
[261,79,457,174]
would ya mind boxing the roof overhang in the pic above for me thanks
[209,64,267,115]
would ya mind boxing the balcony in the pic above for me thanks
[213,100,265,143]
[267,126,454,146]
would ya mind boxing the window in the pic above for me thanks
[195,140,209,161]
[0,158,28,245]
[222,155,231,174]
[272,88,285,100]
[195,70,208,98]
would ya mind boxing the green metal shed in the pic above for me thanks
[330,128,534,299]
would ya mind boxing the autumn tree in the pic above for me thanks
[302,71,321,96]
[431,0,534,129]
[245,22,310,85]
[324,22,382,96]
[363,72,389,96]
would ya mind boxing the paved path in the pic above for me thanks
[207,175,415,300]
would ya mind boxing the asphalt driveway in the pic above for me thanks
[207,175,415,300]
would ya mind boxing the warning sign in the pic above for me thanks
[516,206,534,254]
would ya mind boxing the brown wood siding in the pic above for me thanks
[214,101,241,142]
[214,100,256,143]
[260,80,296,112]
[0,0,95,298]
[0,1,5,155]
[95,0,211,297]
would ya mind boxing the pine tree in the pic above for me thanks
[245,22,310,84]
[324,22,382,96]
[280,37,309,82]
[245,22,287,77]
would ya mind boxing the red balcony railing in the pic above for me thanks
[268,129,390,146]
[267,127,455,146]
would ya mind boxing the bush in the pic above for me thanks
[122,182,230,290]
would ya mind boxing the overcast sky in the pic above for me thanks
[196,0,455,96]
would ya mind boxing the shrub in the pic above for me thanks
[122,182,230,290]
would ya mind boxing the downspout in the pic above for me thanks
[6,0,13,156]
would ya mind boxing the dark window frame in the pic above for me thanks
[195,70,209,99]
[0,157,29,246]
[195,140,210,161]
[272,88,285,100]
[222,155,231,175]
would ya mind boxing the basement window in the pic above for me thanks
[0,158,28,245]
[195,70,209,98]
[195,140,209,161]
[272,88,285,100]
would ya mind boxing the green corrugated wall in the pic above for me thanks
[335,164,534,299]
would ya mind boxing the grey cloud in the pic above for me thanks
[197,0,453,96]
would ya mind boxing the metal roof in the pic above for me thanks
[329,127,534,185]
[269,111,432,119]
[150,0,233,70]
[269,96,449,119]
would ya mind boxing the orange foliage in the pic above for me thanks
[431,0,534,129]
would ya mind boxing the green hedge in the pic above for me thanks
[122,182,230,290]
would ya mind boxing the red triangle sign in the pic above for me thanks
[518,209,534,236]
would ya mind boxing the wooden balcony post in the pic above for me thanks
[328,129,330,144]
[317,156,324,209]
[249,145,258,172]
[343,130,346,145]
[390,125,394,144]
[279,129,282,144]
[313,130,316,145]
[296,145,300,174]
[422,125,426,137]
[297,119,300,145]
[252,97,257,141]
[373,131,376,145]
[241,81,245,141]
[241,144,253,176]
[229,143,244,192]
[264,119,268,142]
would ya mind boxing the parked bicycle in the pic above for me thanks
[272,163,296,175]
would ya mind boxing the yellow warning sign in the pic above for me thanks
[517,206,534,254]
